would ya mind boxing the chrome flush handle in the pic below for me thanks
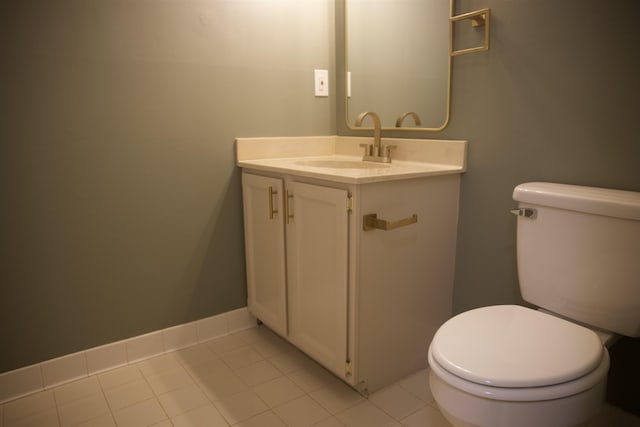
[510,208,536,218]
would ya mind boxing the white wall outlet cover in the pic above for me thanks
[314,69,329,97]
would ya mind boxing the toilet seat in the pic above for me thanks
[428,346,609,401]
[428,305,610,401]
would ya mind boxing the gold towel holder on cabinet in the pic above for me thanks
[363,213,418,231]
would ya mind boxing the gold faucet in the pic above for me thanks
[395,112,422,128]
[355,111,394,163]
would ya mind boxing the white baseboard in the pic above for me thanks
[0,307,256,404]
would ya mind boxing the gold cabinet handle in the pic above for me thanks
[268,186,278,219]
[285,190,294,224]
[363,213,418,231]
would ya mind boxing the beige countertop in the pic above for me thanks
[236,136,467,184]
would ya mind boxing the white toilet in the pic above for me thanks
[428,182,640,427]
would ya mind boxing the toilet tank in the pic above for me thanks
[513,182,640,337]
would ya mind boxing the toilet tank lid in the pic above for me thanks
[513,182,640,220]
[430,305,604,388]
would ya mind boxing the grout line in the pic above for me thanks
[53,393,62,427]
[140,371,170,426]
[95,374,117,427]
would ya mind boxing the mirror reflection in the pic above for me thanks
[346,0,452,130]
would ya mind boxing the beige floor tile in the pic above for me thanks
[235,360,283,387]
[335,401,397,427]
[369,384,425,420]
[287,364,338,393]
[3,391,56,423]
[206,334,248,355]
[74,413,116,427]
[57,394,110,427]
[268,349,318,375]
[309,380,364,414]
[253,376,305,408]
[173,344,219,369]
[3,407,59,427]
[234,410,287,427]
[157,384,209,418]
[312,417,347,427]
[274,395,332,427]
[400,404,452,427]
[170,404,228,427]
[145,367,194,395]
[213,389,268,425]
[136,354,182,378]
[103,379,154,412]
[236,326,287,346]
[219,346,263,370]
[112,398,167,427]
[397,369,434,403]
[98,366,143,391]
[233,327,266,344]
[54,377,102,406]
[250,334,295,359]
[182,357,229,379]
[196,368,249,401]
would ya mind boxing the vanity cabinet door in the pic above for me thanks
[241,173,287,337]
[285,181,349,378]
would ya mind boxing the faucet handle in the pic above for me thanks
[359,143,372,157]
[383,144,396,159]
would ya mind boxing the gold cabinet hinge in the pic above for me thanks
[346,194,354,213]
[345,360,353,377]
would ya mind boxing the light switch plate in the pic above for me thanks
[314,69,329,97]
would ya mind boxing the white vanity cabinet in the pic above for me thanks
[285,181,350,378]
[242,172,349,377]
[241,174,288,337]
[241,168,461,394]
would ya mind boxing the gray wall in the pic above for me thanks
[0,0,335,373]
[338,0,640,313]
[448,0,640,313]
[2,0,639,376]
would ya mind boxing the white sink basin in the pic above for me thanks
[295,159,391,170]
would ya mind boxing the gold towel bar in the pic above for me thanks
[363,213,418,231]
[450,8,491,57]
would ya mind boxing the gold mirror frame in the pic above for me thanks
[344,0,454,132]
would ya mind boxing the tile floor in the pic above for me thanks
[2,325,639,427]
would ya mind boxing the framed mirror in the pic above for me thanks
[345,0,453,131]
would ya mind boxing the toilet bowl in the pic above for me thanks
[427,182,640,427]
[428,305,610,427]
